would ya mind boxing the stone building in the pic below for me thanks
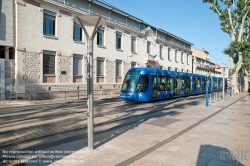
[0,0,15,99]
[192,47,228,78]
[1,0,193,96]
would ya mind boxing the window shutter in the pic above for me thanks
[43,52,55,74]
[116,61,122,77]
[97,59,104,76]
[73,55,82,75]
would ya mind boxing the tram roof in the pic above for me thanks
[127,68,222,79]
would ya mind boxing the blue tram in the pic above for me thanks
[120,68,224,102]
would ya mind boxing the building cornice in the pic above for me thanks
[38,0,88,15]
[155,38,192,53]
[141,26,156,38]
[38,0,192,48]
[107,20,144,36]
[158,28,193,46]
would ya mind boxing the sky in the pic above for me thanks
[100,0,232,68]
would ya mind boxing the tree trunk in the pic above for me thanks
[230,73,238,94]
[244,68,249,92]
[229,54,235,69]
[230,51,243,94]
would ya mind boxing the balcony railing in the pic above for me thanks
[196,64,215,72]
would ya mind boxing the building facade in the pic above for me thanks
[0,0,15,99]
[2,0,194,96]
[192,47,228,78]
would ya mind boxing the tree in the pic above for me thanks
[203,0,250,93]
[224,41,250,91]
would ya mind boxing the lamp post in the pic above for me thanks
[73,15,106,150]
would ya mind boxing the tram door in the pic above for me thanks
[151,75,157,98]
[173,76,179,97]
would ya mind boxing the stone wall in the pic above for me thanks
[124,63,130,77]
[106,61,115,83]
[58,55,71,83]
[22,51,40,83]
[25,84,121,93]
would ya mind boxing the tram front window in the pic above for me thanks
[121,71,139,92]
[136,74,149,92]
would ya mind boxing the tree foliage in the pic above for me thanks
[203,0,249,40]
[226,41,250,67]
[203,0,250,90]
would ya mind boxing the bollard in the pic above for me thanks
[210,93,211,104]
[50,91,51,102]
[214,93,216,102]
[101,89,103,99]
[111,89,113,98]
[65,91,66,101]
[78,90,79,100]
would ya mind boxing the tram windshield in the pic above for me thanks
[121,71,140,92]
[136,74,149,92]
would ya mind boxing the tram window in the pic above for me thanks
[158,76,166,91]
[180,77,185,90]
[194,78,201,89]
[166,76,172,90]
[180,77,189,90]
[185,77,191,89]
[219,79,222,88]
[121,71,139,92]
[203,78,206,89]
[152,76,157,90]
[213,79,217,88]
[136,74,149,92]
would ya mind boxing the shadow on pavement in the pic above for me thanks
[0,94,204,165]
[196,144,246,166]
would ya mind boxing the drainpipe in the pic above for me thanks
[15,1,18,85]
[0,0,2,27]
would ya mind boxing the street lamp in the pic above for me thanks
[73,15,106,150]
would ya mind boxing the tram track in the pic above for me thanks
[0,95,206,149]
[0,94,205,129]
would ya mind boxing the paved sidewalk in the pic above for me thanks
[51,93,250,166]
[1,93,249,166]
